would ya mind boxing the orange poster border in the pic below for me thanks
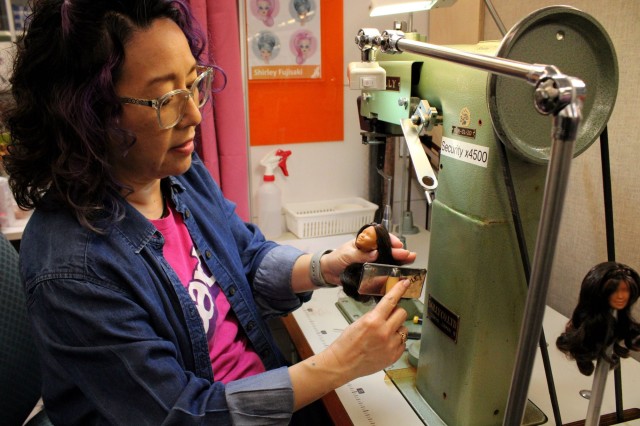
[247,0,344,146]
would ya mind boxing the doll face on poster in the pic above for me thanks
[609,280,631,310]
[298,39,311,55]
[257,0,271,17]
[260,47,272,61]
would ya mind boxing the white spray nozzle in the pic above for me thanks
[260,149,292,180]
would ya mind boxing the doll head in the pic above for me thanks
[293,0,311,19]
[254,0,276,26]
[257,0,272,17]
[610,280,632,310]
[355,225,378,251]
[255,32,278,63]
[556,261,640,375]
[578,261,639,314]
[290,30,315,64]
[340,223,397,301]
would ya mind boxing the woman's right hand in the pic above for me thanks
[289,279,410,410]
[325,278,410,379]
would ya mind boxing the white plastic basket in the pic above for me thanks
[284,197,378,239]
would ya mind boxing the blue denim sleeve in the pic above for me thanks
[225,366,294,425]
[253,245,313,317]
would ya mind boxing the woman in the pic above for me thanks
[2,0,416,424]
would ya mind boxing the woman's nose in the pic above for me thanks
[181,96,202,127]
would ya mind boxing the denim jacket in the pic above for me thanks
[20,154,310,425]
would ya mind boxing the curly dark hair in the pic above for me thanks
[1,0,206,231]
[556,261,640,375]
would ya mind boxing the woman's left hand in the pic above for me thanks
[321,233,417,285]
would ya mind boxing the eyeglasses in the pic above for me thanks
[120,65,220,129]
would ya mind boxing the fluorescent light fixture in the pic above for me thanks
[369,0,457,16]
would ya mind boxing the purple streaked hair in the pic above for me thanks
[3,0,209,232]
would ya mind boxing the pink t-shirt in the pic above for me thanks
[151,206,266,383]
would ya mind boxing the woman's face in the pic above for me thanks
[112,18,201,191]
[609,280,631,310]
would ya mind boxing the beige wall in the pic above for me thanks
[479,1,640,323]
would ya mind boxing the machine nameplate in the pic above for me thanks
[427,295,460,343]
[441,137,490,168]
[451,126,477,139]
[386,76,401,91]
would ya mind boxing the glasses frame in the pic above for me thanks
[120,65,214,129]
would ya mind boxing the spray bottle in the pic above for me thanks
[257,149,291,239]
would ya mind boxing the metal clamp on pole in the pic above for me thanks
[354,28,383,62]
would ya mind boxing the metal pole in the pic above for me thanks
[395,38,549,84]
[599,127,625,422]
[483,0,507,36]
[502,102,581,425]
[585,311,617,426]
[495,138,563,425]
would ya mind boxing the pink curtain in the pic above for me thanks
[188,0,250,221]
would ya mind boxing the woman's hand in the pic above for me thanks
[326,278,410,377]
[321,233,417,285]
[289,279,411,409]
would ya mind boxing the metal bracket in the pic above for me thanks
[400,118,438,205]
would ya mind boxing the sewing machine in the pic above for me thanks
[346,5,618,425]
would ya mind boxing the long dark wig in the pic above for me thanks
[556,261,640,375]
[2,0,207,232]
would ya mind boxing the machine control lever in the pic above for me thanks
[400,118,438,205]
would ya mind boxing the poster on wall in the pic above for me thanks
[247,0,343,146]
[246,0,321,80]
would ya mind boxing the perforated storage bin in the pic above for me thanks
[284,197,378,238]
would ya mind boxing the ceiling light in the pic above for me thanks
[369,0,457,17]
